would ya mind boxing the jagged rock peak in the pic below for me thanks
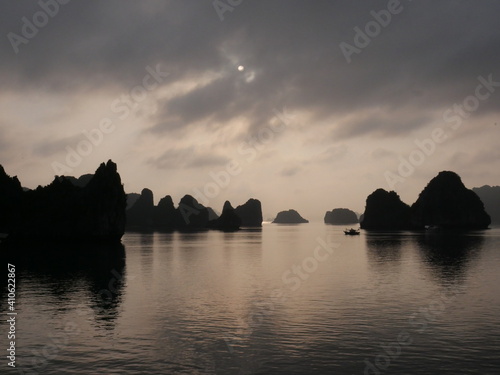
[234,198,263,227]
[158,195,174,208]
[140,188,154,206]
[360,188,412,230]
[179,194,204,208]
[2,160,126,242]
[411,171,490,229]
[222,200,234,212]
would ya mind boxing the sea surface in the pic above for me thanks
[1,223,500,374]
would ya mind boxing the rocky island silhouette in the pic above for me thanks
[324,208,359,225]
[0,160,126,243]
[360,171,491,230]
[0,160,264,242]
[0,161,493,244]
[272,209,309,224]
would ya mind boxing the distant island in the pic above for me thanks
[324,208,358,225]
[126,188,262,231]
[360,171,491,230]
[206,201,241,231]
[234,198,263,227]
[0,162,493,242]
[273,209,309,224]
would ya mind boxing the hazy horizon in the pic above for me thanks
[1,1,500,221]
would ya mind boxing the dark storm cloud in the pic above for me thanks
[2,0,500,137]
[150,75,237,133]
[0,1,222,90]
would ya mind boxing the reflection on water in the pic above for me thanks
[365,233,404,265]
[1,226,499,374]
[364,231,484,286]
[1,241,126,329]
[415,232,483,284]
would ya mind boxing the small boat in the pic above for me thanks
[344,228,360,235]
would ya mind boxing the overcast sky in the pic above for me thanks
[1,0,499,221]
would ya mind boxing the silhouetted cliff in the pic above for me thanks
[472,185,500,224]
[234,199,263,227]
[125,191,257,231]
[207,207,220,221]
[83,161,127,240]
[3,160,126,242]
[0,166,23,233]
[154,195,177,229]
[324,208,358,225]
[126,188,155,229]
[207,201,242,231]
[64,174,94,188]
[273,209,309,224]
[175,195,210,230]
[126,193,141,210]
[360,189,412,230]
[126,190,185,231]
[411,171,490,229]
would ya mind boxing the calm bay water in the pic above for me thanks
[2,223,500,374]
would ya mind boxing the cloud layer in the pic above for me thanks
[1,0,499,219]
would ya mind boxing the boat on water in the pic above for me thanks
[344,228,360,235]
